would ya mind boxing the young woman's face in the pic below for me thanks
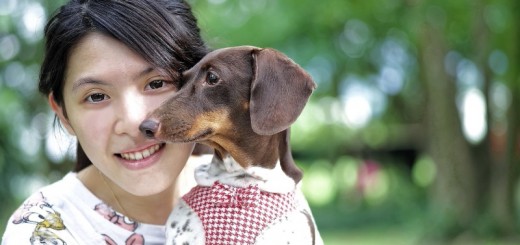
[55,33,193,196]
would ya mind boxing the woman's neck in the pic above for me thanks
[77,165,177,225]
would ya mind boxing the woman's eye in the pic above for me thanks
[206,72,219,85]
[86,93,109,103]
[147,80,165,90]
[145,79,179,91]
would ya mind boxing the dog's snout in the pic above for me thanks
[139,119,160,139]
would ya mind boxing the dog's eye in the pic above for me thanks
[206,72,220,85]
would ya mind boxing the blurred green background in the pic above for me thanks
[1,0,519,244]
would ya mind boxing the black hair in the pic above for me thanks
[39,0,208,172]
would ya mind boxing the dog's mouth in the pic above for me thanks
[115,143,165,161]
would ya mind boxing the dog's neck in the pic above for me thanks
[193,154,297,193]
[205,129,302,184]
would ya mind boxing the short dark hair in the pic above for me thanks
[39,0,208,172]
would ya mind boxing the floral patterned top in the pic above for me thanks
[2,172,165,245]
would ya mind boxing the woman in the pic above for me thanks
[2,0,208,244]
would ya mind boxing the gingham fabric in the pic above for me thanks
[182,181,297,245]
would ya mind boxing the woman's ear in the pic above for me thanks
[48,93,76,136]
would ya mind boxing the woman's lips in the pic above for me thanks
[115,143,166,170]
[119,144,162,161]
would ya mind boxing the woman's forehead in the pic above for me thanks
[64,33,155,89]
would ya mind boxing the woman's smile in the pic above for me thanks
[116,143,166,170]
[117,143,165,161]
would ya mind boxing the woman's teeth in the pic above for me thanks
[120,144,161,160]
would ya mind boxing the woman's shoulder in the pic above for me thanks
[11,172,84,211]
[2,172,103,244]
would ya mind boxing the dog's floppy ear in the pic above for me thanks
[250,48,316,135]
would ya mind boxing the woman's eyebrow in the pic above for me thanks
[134,67,156,80]
[71,67,156,92]
[71,77,109,92]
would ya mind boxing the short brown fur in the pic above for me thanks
[140,46,316,183]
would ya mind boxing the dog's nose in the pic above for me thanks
[139,119,159,138]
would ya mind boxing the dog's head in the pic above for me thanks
[140,46,316,167]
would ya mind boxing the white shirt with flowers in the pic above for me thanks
[2,155,211,245]
[2,172,166,245]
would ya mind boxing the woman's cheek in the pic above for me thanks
[73,110,113,143]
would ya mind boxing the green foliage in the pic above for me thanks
[1,0,519,242]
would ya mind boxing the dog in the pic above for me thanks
[140,46,323,245]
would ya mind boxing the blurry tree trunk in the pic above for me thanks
[417,18,478,234]
[471,0,518,234]
[491,87,520,235]
[489,0,520,235]
[415,0,520,238]
[469,0,492,214]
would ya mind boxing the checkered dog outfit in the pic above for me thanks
[182,181,297,245]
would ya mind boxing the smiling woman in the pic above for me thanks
[56,32,191,195]
[2,0,208,244]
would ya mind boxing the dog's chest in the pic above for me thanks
[182,181,297,245]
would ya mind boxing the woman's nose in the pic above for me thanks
[114,95,150,137]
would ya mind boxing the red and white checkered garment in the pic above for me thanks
[182,181,297,245]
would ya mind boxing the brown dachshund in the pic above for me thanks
[140,46,322,245]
